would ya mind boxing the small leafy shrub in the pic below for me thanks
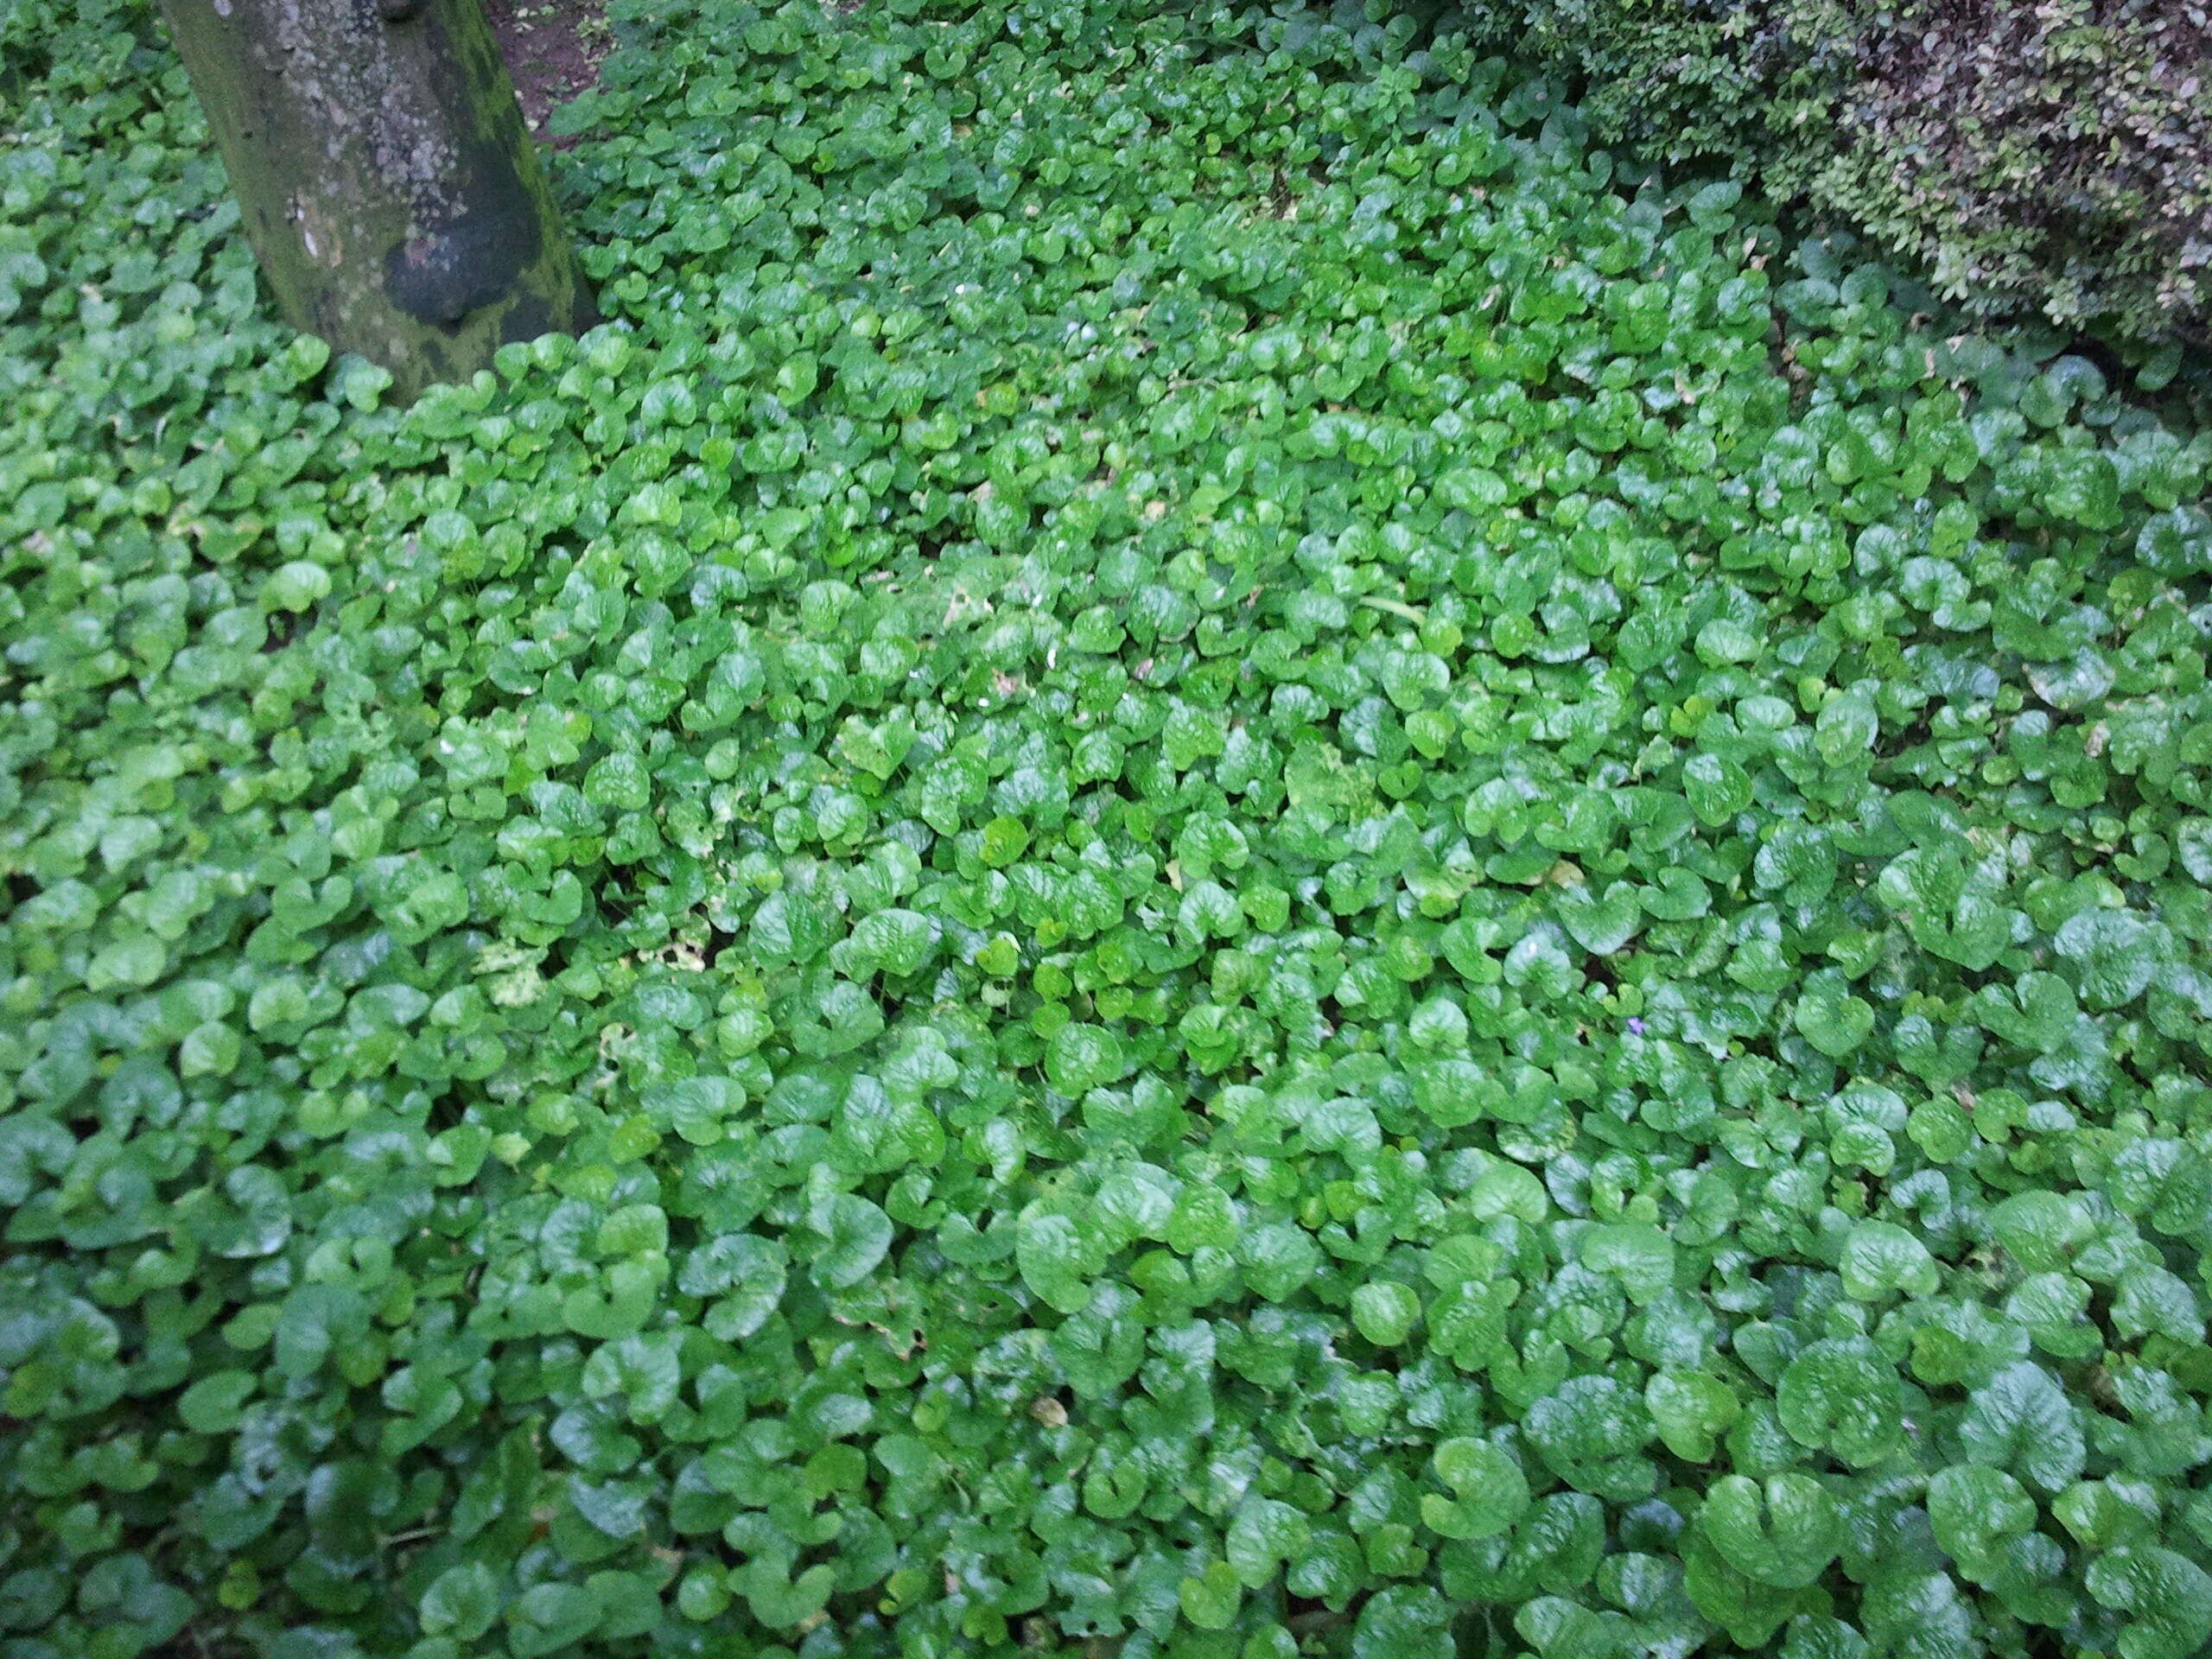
[6,0,2212,1656]
[1446,0,2212,356]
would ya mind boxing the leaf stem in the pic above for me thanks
[1358,595,1427,624]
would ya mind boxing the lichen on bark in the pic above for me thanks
[160,0,595,402]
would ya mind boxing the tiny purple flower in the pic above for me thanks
[1626,1017,1647,1036]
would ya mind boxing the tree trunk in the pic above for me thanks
[159,0,596,402]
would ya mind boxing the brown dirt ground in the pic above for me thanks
[486,0,610,148]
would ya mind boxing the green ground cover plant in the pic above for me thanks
[5,1,2212,1656]
[1446,0,2212,359]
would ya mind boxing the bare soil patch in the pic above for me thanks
[487,0,609,149]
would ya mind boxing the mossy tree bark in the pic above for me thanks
[159,0,596,402]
